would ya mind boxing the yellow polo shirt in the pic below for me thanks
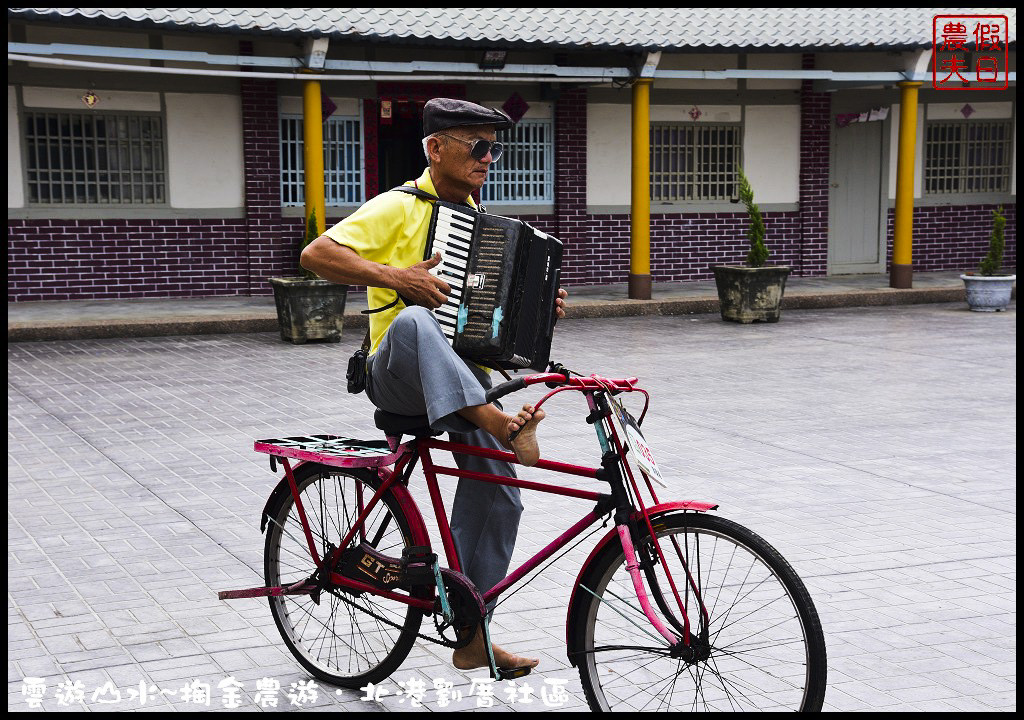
[323,168,477,355]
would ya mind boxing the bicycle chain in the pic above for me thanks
[325,586,468,649]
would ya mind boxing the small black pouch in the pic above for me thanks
[346,330,370,394]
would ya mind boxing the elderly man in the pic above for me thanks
[301,98,567,673]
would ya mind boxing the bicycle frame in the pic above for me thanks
[230,374,718,651]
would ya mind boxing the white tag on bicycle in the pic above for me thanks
[607,395,666,486]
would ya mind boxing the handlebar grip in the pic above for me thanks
[485,377,527,404]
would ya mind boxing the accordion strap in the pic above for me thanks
[360,185,439,316]
[390,184,486,213]
[361,185,503,380]
[362,184,473,316]
[390,185,439,202]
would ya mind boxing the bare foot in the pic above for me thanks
[505,404,545,467]
[452,627,540,671]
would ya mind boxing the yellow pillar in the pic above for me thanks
[630,77,652,300]
[891,81,920,289]
[302,79,326,243]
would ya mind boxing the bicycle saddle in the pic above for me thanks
[373,409,442,438]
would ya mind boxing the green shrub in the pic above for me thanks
[738,167,769,268]
[978,205,1006,276]
[301,210,319,280]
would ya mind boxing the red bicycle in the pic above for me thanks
[220,367,827,711]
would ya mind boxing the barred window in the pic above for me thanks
[650,122,741,202]
[925,120,1013,195]
[24,111,166,205]
[480,119,553,204]
[280,114,364,206]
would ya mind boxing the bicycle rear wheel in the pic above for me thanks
[264,462,424,687]
[573,512,826,711]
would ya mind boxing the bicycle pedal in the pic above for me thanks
[400,545,437,587]
[495,665,533,681]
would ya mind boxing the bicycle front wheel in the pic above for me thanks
[264,463,424,688]
[573,512,826,711]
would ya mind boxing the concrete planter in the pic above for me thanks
[960,274,1016,312]
[268,277,348,343]
[712,265,791,324]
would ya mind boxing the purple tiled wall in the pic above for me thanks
[6,219,253,301]
[886,203,1017,272]
[797,53,831,277]
[5,50,1016,300]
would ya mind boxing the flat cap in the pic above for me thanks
[422,98,514,137]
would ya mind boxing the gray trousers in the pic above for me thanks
[366,306,523,599]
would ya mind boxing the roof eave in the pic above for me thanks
[7,9,970,55]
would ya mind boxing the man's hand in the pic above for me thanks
[555,287,569,321]
[395,252,451,309]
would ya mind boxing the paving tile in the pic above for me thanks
[7,302,1016,712]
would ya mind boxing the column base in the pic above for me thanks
[889,263,913,289]
[628,273,652,300]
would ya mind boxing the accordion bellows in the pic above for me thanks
[426,201,563,371]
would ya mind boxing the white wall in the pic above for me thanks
[743,106,800,204]
[587,103,631,206]
[165,93,245,208]
[15,85,245,209]
[8,86,24,208]
[587,102,801,206]
[22,85,160,111]
[926,101,1013,121]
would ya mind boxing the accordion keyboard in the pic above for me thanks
[429,205,475,343]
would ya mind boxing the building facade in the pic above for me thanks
[7,9,1017,301]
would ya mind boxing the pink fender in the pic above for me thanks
[564,500,717,657]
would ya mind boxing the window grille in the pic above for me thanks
[280,114,364,206]
[925,120,1013,195]
[650,122,741,202]
[24,111,166,205]
[480,119,553,203]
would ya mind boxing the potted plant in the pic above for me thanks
[961,206,1016,312]
[268,210,349,343]
[711,167,791,323]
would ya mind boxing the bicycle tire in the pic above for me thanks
[572,512,826,711]
[264,462,424,688]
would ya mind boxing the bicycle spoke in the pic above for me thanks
[576,513,825,712]
[579,583,667,644]
[266,466,422,687]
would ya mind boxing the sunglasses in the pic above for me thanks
[437,133,504,162]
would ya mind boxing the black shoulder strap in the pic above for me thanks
[363,185,487,318]
[360,186,434,316]
[390,184,485,213]
[390,185,438,201]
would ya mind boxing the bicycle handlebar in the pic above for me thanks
[485,377,528,403]
[485,372,639,404]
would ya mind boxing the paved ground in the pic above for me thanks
[8,301,1016,712]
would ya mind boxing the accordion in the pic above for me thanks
[425,200,563,371]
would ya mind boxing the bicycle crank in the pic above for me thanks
[432,568,486,649]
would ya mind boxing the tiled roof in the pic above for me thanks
[9,8,1017,51]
